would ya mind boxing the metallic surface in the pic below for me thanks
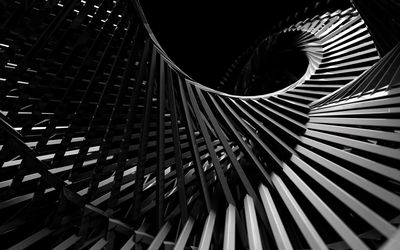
[0,0,399,249]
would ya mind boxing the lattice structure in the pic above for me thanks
[0,0,399,249]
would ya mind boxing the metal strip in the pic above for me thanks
[89,238,108,250]
[177,76,212,211]
[166,67,188,222]
[196,88,271,230]
[198,211,216,250]
[148,222,172,250]
[291,154,396,238]
[283,165,370,250]
[53,234,81,250]
[8,228,53,250]
[208,94,272,184]
[132,45,158,220]
[223,204,236,250]
[244,195,263,250]
[295,143,400,210]
[272,174,328,250]
[156,58,166,229]
[259,184,293,250]
[173,218,194,250]
[305,129,400,161]
[185,84,235,205]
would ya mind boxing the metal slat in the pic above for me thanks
[223,204,236,250]
[120,235,135,250]
[198,211,216,250]
[103,25,141,208]
[310,106,400,117]
[295,143,400,210]
[321,17,362,44]
[311,95,400,115]
[209,95,273,185]
[148,222,172,250]
[8,228,53,250]
[108,37,152,210]
[53,234,81,250]
[89,238,108,250]
[177,76,212,212]
[291,154,397,238]
[226,98,284,169]
[173,218,194,250]
[244,195,263,250]
[249,100,302,142]
[132,45,158,220]
[272,174,328,250]
[306,123,400,142]
[185,84,235,205]
[156,58,166,229]
[305,129,400,161]
[380,229,400,250]
[282,165,370,250]
[50,3,125,168]
[259,184,293,250]
[196,88,271,234]
[165,68,188,222]
[73,16,132,202]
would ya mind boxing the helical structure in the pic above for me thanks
[0,0,400,249]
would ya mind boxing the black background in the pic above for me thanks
[139,0,322,84]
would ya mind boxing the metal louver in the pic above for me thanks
[0,0,399,249]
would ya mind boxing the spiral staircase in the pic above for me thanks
[0,0,400,249]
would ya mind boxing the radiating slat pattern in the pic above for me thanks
[0,0,399,249]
